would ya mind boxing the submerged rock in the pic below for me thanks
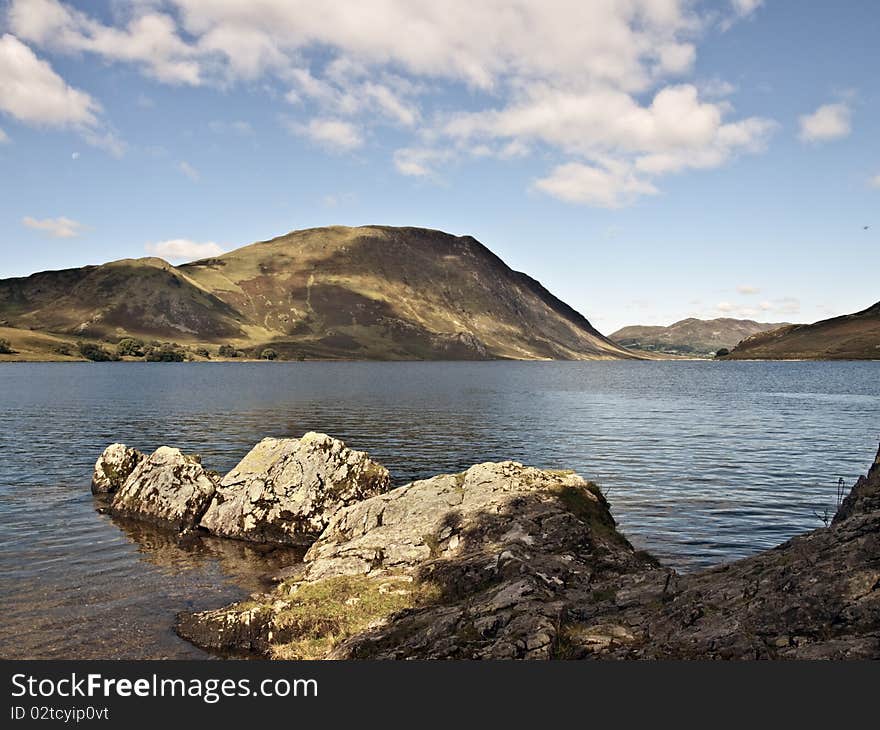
[198,433,391,546]
[110,446,217,532]
[91,443,143,494]
[177,444,880,661]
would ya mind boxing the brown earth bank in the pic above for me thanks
[0,225,645,362]
[90,434,880,659]
[724,301,880,360]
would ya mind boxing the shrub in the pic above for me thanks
[260,348,278,361]
[0,338,13,354]
[53,344,72,356]
[145,343,185,362]
[193,347,211,359]
[77,342,118,361]
[715,348,730,358]
[218,344,238,358]
[116,337,145,357]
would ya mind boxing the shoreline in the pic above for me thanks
[88,434,880,660]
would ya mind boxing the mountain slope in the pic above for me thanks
[0,226,640,361]
[610,317,791,357]
[725,302,880,360]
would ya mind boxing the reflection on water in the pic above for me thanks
[0,360,877,658]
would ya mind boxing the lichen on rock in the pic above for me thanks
[198,432,391,546]
[176,444,880,660]
[109,446,217,532]
[177,460,655,659]
[91,443,144,494]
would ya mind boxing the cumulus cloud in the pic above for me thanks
[7,1,777,204]
[737,285,760,295]
[145,239,225,261]
[0,33,98,127]
[798,103,851,143]
[0,33,122,154]
[177,161,200,180]
[22,215,84,238]
[443,83,774,204]
[286,117,363,151]
[869,173,880,189]
[534,162,658,208]
[8,0,201,85]
[0,127,8,143]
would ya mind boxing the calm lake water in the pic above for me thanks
[1,360,878,658]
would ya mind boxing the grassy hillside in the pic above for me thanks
[724,302,880,360]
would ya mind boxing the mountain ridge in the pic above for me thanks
[610,317,792,357]
[0,225,642,362]
[724,302,880,360]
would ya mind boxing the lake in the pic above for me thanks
[0,360,877,658]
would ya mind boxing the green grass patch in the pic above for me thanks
[269,574,440,659]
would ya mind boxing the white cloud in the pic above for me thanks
[322,192,355,207]
[393,147,452,177]
[534,162,658,208]
[287,118,363,151]
[0,33,99,127]
[8,0,201,85]
[446,83,774,205]
[731,0,763,17]
[145,239,225,261]
[798,103,851,143]
[716,296,800,319]
[0,127,8,143]
[869,174,880,189]
[0,33,123,154]
[22,215,84,238]
[718,0,763,31]
[7,1,777,204]
[177,161,200,180]
[737,285,760,295]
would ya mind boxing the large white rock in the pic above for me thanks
[110,446,217,531]
[199,432,391,545]
[91,443,144,494]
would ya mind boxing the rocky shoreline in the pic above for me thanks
[92,436,880,659]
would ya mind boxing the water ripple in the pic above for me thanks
[0,360,877,658]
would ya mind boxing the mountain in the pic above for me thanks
[724,302,880,360]
[609,317,791,357]
[0,225,640,361]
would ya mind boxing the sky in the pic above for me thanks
[0,0,877,335]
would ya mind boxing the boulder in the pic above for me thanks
[177,461,653,658]
[91,443,144,494]
[178,445,880,660]
[110,446,217,532]
[198,432,391,546]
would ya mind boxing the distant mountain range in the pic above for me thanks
[724,302,880,360]
[0,225,642,361]
[609,317,792,357]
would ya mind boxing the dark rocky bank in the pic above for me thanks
[92,437,880,659]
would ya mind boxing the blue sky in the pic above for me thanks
[0,0,877,334]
